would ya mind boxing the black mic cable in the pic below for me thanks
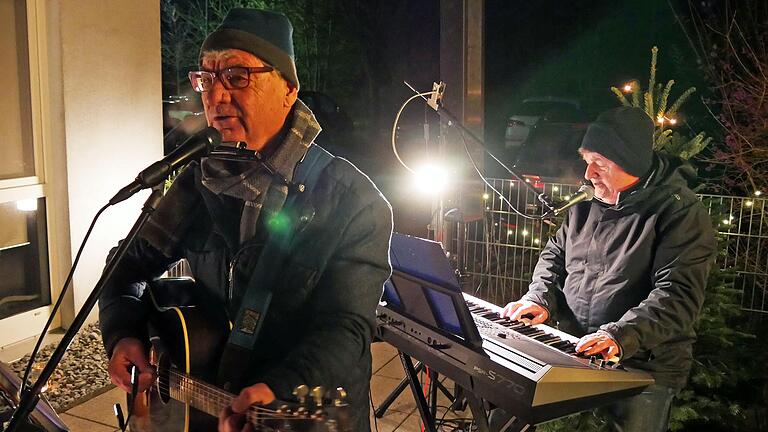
[19,202,110,396]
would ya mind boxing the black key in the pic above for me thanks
[533,334,556,342]
[539,336,561,344]
[551,341,571,349]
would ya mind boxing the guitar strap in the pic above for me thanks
[216,144,333,391]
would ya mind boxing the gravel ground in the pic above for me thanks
[10,323,114,412]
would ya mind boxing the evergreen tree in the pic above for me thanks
[610,46,711,161]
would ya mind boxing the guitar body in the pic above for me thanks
[127,281,351,432]
[129,292,230,432]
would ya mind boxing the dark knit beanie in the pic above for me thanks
[200,8,299,89]
[579,106,654,177]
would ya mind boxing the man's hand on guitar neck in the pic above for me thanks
[219,383,276,432]
[107,337,156,393]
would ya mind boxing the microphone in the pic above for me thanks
[546,184,595,217]
[109,127,222,205]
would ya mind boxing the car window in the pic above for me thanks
[542,105,586,122]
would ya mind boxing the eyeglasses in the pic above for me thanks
[188,66,274,92]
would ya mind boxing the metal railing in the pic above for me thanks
[456,179,768,314]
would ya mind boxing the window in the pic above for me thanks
[0,0,55,339]
[0,0,35,181]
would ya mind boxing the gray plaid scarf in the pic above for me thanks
[200,100,321,244]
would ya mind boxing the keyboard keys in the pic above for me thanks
[468,301,581,356]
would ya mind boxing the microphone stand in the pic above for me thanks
[412,82,558,216]
[5,189,164,432]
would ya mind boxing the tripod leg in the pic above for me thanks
[465,393,491,432]
[435,379,455,403]
[374,357,424,418]
[450,383,467,411]
[428,368,438,419]
[400,353,436,432]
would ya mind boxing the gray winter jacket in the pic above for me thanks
[522,154,716,389]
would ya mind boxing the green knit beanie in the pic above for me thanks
[200,8,299,90]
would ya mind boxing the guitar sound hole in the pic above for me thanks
[155,353,172,404]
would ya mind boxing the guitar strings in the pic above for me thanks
[153,380,321,421]
[153,381,289,416]
[163,369,281,412]
[155,369,326,420]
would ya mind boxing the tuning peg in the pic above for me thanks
[293,384,310,406]
[310,386,325,408]
[329,387,347,407]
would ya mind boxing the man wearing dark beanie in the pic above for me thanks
[99,8,392,432]
[500,106,716,431]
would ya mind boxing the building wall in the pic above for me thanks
[59,0,163,321]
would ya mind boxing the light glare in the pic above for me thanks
[411,164,449,195]
[16,199,37,212]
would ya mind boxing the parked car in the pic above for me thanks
[513,120,590,183]
[504,97,589,150]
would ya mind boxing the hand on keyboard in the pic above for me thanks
[575,331,620,360]
[501,301,549,325]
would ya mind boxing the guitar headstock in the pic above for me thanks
[249,385,352,432]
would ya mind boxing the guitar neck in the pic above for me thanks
[162,367,348,431]
[169,369,234,418]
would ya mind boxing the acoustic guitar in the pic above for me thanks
[127,283,351,432]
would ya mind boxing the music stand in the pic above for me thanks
[376,234,489,431]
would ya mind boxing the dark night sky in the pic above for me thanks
[372,0,705,233]
[483,0,702,149]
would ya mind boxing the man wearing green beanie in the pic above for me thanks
[499,107,717,431]
[99,8,392,432]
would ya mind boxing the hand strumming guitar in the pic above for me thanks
[107,337,156,393]
[218,383,276,432]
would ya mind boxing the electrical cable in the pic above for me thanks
[391,91,437,173]
[20,202,112,395]
[369,388,380,432]
[456,129,539,221]
[391,86,548,220]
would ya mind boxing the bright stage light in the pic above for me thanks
[411,163,450,195]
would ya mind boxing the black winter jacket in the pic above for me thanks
[98,146,393,431]
[522,154,716,389]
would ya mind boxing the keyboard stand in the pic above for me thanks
[375,352,456,419]
[401,352,437,432]
[398,351,494,432]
